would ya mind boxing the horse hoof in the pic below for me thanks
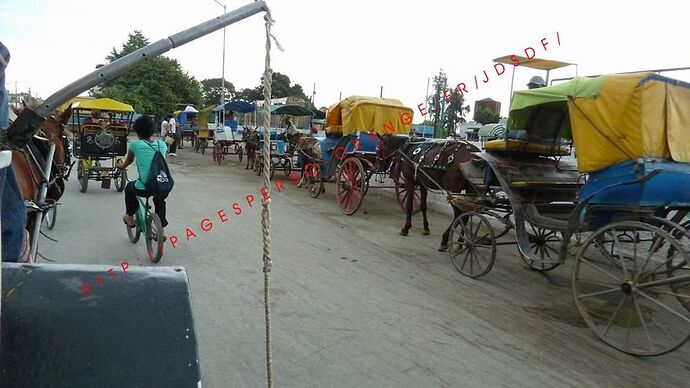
[399,230,408,236]
[438,245,448,252]
[422,230,430,235]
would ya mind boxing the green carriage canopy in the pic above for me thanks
[507,73,690,172]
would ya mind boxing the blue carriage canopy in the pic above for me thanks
[213,100,256,113]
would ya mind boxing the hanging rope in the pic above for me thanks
[260,11,283,388]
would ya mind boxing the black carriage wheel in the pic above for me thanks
[269,159,276,180]
[306,164,324,198]
[394,173,421,215]
[146,213,165,263]
[521,221,562,272]
[44,205,57,230]
[77,161,88,193]
[282,158,293,178]
[127,212,141,243]
[448,211,497,279]
[360,158,375,197]
[115,168,127,192]
[572,221,690,356]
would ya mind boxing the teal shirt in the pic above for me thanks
[129,139,167,189]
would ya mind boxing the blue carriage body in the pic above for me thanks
[579,159,690,227]
[317,132,381,175]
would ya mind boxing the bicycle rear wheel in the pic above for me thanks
[146,213,165,263]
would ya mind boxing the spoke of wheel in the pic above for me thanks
[613,230,631,279]
[603,294,627,336]
[652,289,690,299]
[593,238,626,279]
[472,218,482,241]
[469,248,475,274]
[636,245,664,283]
[473,248,484,272]
[450,244,468,257]
[632,295,654,352]
[578,287,621,299]
[580,256,625,283]
[460,247,471,272]
[637,290,690,324]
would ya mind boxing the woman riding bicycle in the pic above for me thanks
[117,116,169,228]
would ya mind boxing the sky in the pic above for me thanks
[2,0,689,121]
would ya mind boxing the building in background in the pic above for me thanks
[474,98,501,116]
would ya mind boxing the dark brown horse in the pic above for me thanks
[243,126,259,170]
[11,101,72,228]
[382,137,480,250]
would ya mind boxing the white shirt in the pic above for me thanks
[168,118,177,134]
[161,120,169,135]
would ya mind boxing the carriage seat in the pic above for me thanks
[484,129,570,156]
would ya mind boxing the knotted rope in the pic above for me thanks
[260,11,283,388]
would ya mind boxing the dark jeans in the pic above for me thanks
[1,167,27,262]
[125,181,167,227]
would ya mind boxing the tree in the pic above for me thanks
[91,30,203,119]
[427,69,447,137]
[474,107,501,125]
[200,78,236,106]
[234,72,315,110]
[443,88,470,135]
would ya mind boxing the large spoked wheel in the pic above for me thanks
[115,168,127,192]
[281,158,293,178]
[146,213,165,263]
[336,158,365,215]
[77,161,88,193]
[394,174,422,215]
[572,221,690,356]
[126,212,141,243]
[305,164,323,198]
[448,211,497,279]
[44,205,57,230]
[521,220,562,271]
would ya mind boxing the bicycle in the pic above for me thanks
[123,176,166,263]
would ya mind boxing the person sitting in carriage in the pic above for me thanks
[117,116,169,228]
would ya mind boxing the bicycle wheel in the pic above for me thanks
[115,168,127,192]
[44,205,57,230]
[127,212,141,243]
[146,213,165,263]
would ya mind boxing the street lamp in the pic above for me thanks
[213,0,227,128]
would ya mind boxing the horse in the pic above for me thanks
[381,136,481,250]
[10,100,72,230]
[284,131,321,186]
[242,125,259,170]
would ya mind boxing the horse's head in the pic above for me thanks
[377,134,409,172]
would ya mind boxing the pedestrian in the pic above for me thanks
[168,114,178,156]
[160,116,169,137]
[0,40,29,262]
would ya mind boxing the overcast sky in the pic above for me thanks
[2,0,689,121]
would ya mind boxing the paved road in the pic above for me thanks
[44,142,690,387]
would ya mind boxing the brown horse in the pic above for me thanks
[243,126,259,170]
[383,137,480,250]
[285,131,321,185]
[11,101,72,228]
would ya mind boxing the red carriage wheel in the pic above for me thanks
[336,158,365,215]
[394,173,422,215]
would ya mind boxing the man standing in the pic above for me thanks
[160,116,169,137]
[168,114,178,156]
[0,41,29,262]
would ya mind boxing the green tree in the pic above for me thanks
[443,88,470,135]
[427,69,448,138]
[91,30,202,119]
[473,107,501,125]
[200,78,236,106]
[235,72,315,109]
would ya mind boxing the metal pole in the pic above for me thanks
[311,82,315,104]
[338,91,342,101]
[425,77,430,120]
[29,143,55,262]
[379,85,383,98]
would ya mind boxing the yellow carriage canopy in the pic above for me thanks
[508,72,690,172]
[326,96,414,135]
[71,97,134,113]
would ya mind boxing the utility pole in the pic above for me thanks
[338,91,342,101]
[379,86,383,98]
[425,77,430,120]
[311,82,316,105]
[213,0,227,127]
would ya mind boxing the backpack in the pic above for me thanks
[143,141,174,198]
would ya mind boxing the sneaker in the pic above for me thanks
[169,153,177,156]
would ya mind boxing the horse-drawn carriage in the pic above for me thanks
[174,105,198,148]
[212,100,255,164]
[301,96,422,216]
[440,72,690,356]
[72,98,133,193]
